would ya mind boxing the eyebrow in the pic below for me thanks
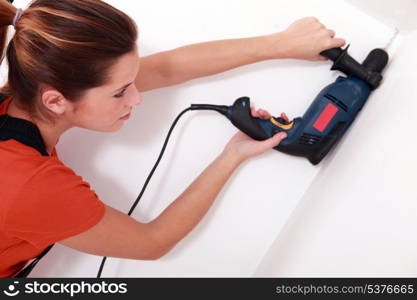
[113,82,133,93]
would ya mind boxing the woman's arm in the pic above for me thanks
[59,151,242,260]
[59,110,287,260]
[135,17,345,92]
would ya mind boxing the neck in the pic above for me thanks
[7,100,70,155]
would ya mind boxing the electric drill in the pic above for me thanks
[191,45,389,165]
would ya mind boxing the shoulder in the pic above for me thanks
[3,152,105,249]
[0,140,77,188]
[17,155,98,203]
[1,140,102,218]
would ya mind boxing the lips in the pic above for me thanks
[120,111,131,119]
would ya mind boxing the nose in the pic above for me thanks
[128,88,142,107]
[134,92,142,106]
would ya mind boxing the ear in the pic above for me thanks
[40,88,68,115]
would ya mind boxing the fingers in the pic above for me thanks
[252,108,290,122]
[251,106,272,119]
[319,38,346,60]
[311,20,345,54]
[317,35,346,61]
[250,106,259,118]
[324,27,346,49]
[258,109,271,119]
[251,108,291,125]
[280,112,289,122]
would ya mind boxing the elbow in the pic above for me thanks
[144,252,165,261]
[133,220,178,260]
[134,245,173,261]
[139,245,172,261]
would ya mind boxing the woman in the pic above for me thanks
[0,0,345,277]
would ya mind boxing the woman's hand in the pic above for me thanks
[265,17,346,61]
[222,107,288,164]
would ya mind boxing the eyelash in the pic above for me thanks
[114,88,127,98]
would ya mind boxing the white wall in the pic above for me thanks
[347,0,417,32]
[1,0,411,277]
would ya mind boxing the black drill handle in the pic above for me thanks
[321,46,388,73]
[230,97,270,140]
[320,48,344,61]
[320,46,367,79]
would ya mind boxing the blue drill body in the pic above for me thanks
[225,76,372,164]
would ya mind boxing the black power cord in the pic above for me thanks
[96,107,193,278]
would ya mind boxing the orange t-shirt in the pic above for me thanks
[0,97,105,277]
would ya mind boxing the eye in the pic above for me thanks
[114,88,127,98]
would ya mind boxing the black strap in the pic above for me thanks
[0,115,49,156]
[14,245,54,278]
[0,94,55,277]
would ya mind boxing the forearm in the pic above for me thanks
[148,150,242,252]
[161,35,276,82]
[136,18,345,92]
[137,34,278,91]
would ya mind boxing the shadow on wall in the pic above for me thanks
[347,0,417,32]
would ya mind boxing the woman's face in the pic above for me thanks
[66,49,142,132]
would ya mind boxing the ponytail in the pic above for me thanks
[0,0,17,64]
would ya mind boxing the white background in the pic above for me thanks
[1,0,415,277]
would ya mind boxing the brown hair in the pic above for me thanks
[0,0,137,123]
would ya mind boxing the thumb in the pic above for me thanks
[330,38,346,49]
[261,132,287,149]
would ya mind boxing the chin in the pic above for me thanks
[105,124,124,132]
[86,122,124,133]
